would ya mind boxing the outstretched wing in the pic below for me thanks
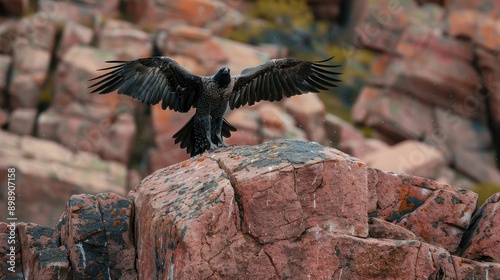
[89,57,203,112]
[229,57,341,109]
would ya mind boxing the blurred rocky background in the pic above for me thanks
[0,0,499,227]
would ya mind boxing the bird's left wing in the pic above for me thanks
[89,57,203,113]
[229,57,341,109]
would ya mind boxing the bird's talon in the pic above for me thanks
[218,141,228,148]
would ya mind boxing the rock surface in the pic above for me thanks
[353,0,500,184]
[0,130,129,227]
[1,140,499,279]
[131,140,494,279]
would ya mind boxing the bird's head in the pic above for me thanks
[214,67,231,88]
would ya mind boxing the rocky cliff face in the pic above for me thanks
[1,140,499,279]
[353,0,500,184]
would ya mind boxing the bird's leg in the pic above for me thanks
[198,115,217,151]
[212,117,227,147]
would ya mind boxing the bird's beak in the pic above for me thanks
[223,68,229,74]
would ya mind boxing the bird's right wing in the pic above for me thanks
[89,57,203,113]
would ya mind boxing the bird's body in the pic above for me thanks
[89,56,341,156]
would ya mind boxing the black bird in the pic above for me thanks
[89,56,341,157]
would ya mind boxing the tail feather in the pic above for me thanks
[221,118,237,138]
[172,116,197,156]
[173,117,237,157]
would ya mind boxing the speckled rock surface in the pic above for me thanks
[129,139,368,279]
[460,192,500,262]
[2,140,499,279]
[128,139,494,279]
[367,167,477,253]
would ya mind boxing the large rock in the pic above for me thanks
[0,192,135,279]
[130,140,369,279]
[17,223,60,280]
[52,45,138,164]
[58,193,137,279]
[0,130,128,227]
[2,140,500,278]
[367,167,477,253]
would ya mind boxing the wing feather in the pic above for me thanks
[230,57,341,109]
[89,57,202,113]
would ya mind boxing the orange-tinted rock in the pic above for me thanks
[367,167,477,253]
[125,0,241,31]
[475,14,500,52]
[447,9,479,39]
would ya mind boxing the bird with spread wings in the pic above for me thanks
[89,56,341,157]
